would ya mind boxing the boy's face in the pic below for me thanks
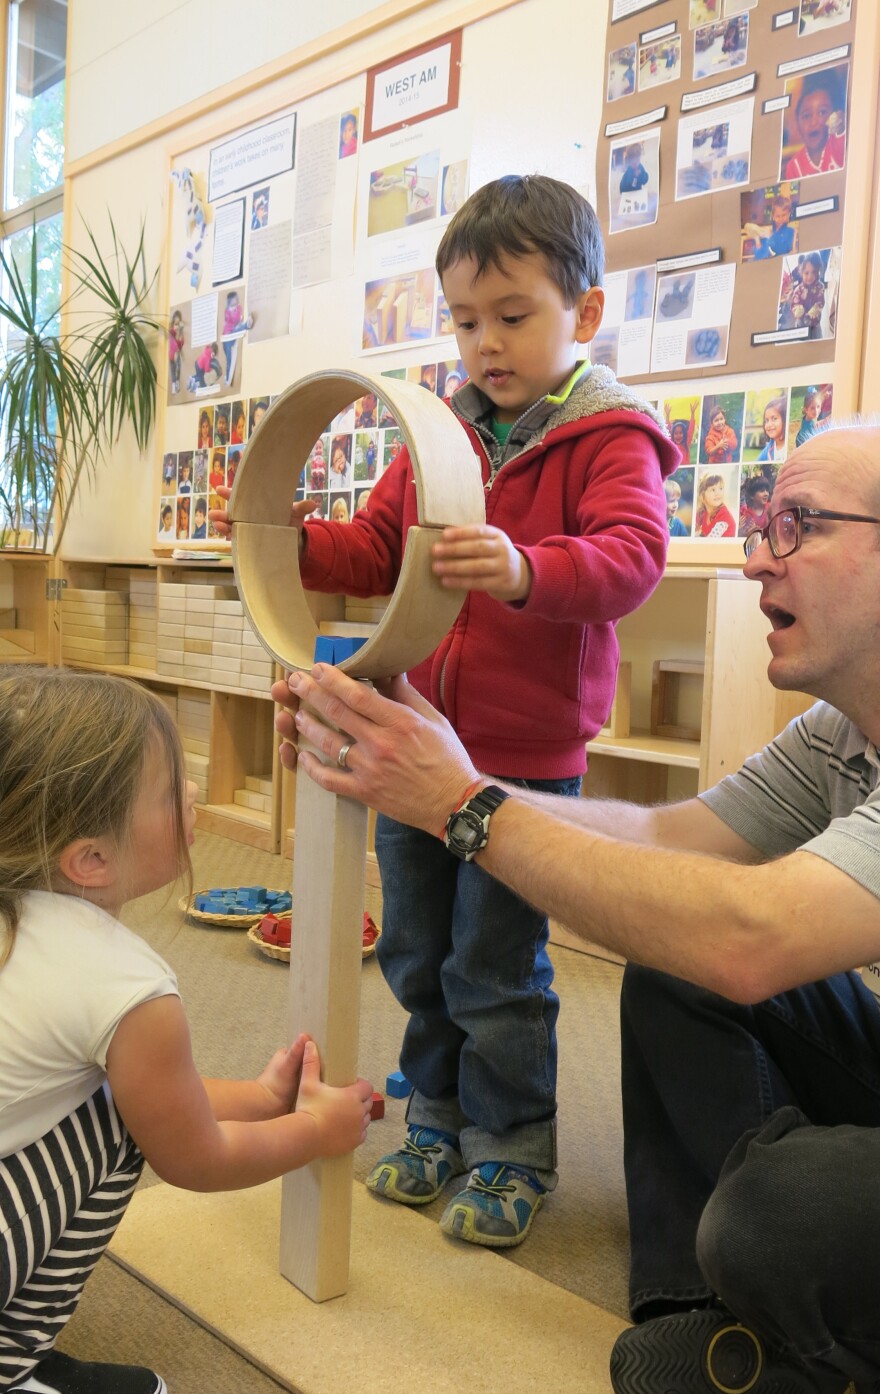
[442,252,603,424]
[796,89,834,157]
[801,260,818,286]
[665,485,680,518]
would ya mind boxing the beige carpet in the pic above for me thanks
[57,829,631,1393]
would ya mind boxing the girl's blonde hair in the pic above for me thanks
[0,667,191,967]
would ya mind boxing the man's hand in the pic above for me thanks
[431,524,532,603]
[274,665,481,835]
[208,483,317,541]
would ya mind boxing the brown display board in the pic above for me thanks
[597,0,856,384]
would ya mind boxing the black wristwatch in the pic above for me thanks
[443,784,509,861]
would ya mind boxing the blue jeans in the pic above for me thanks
[621,964,880,1387]
[375,775,580,1184]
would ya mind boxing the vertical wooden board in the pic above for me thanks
[280,751,368,1301]
[700,575,776,788]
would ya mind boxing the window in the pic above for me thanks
[0,0,67,538]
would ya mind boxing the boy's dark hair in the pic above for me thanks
[796,67,843,116]
[435,175,604,305]
[802,251,824,278]
[195,498,207,517]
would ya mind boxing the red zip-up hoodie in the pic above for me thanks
[300,364,679,778]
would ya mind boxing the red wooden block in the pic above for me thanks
[369,1091,385,1121]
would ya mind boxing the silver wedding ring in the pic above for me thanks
[337,741,354,770]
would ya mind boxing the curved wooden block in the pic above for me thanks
[230,368,485,678]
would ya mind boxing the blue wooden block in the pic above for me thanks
[314,636,337,663]
[385,1071,411,1099]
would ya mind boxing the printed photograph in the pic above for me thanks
[740,182,800,262]
[742,387,788,465]
[798,0,852,37]
[638,35,681,90]
[664,397,701,465]
[607,43,636,101]
[777,246,841,340]
[699,393,745,466]
[780,63,848,181]
[362,268,435,348]
[693,14,749,82]
[694,465,739,539]
[665,468,695,537]
[787,382,833,455]
[738,467,775,538]
[339,110,359,159]
[608,130,661,234]
[367,152,441,236]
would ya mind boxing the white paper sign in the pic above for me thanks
[370,40,453,133]
[209,114,296,203]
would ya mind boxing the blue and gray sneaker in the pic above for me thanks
[365,1126,466,1205]
[439,1162,546,1247]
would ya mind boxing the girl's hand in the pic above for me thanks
[257,1034,308,1115]
[208,484,317,541]
[295,1040,374,1156]
[431,524,532,603]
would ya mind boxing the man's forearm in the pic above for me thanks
[474,796,769,1000]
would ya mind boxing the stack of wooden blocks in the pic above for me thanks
[233,773,272,818]
[156,582,274,692]
[61,588,128,667]
[128,576,157,671]
[177,690,211,803]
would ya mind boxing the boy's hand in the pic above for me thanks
[257,1033,308,1115]
[208,484,317,541]
[295,1040,374,1157]
[431,524,532,603]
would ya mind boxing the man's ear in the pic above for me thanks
[56,838,116,891]
[575,287,606,346]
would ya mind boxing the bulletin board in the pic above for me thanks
[596,0,857,385]
[158,27,487,554]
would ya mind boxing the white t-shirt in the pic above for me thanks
[0,890,179,1156]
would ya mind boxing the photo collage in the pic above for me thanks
[158,396,270,543]
[602,0,851,376]
[292,357,466,527]
[659,380,833,541]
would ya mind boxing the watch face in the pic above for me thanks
[449,808,485,852]
[458,819,481,849]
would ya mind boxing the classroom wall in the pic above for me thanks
[61,0,605,558]
[66,0,410,161]
[60,0,878,561]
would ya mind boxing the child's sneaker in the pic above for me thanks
[365,1125,465,1205]
[439,1162,546,1248]
[11,1350,167,1393]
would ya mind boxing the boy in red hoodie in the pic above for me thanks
[213,175,677,1247]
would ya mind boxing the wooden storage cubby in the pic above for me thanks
[0,552,54,663]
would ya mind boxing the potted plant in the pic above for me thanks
[0,216,162,551]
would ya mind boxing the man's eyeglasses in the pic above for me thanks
[743,506,880,560]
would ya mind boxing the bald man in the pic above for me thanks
[277,425,880,1394]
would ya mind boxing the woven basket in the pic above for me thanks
[178,889,291,929]
[246,924,382,964]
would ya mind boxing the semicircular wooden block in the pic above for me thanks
[230,369,485,679]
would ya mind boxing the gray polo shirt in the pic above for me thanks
[699,701,880,901]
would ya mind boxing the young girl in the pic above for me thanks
[230,401,247,445]
[756,396,787,463]
[796,386,822,447]
[0,668,372,1394]
[696,472,737,537]
[739,473,773,536]
[703,406,738,464]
